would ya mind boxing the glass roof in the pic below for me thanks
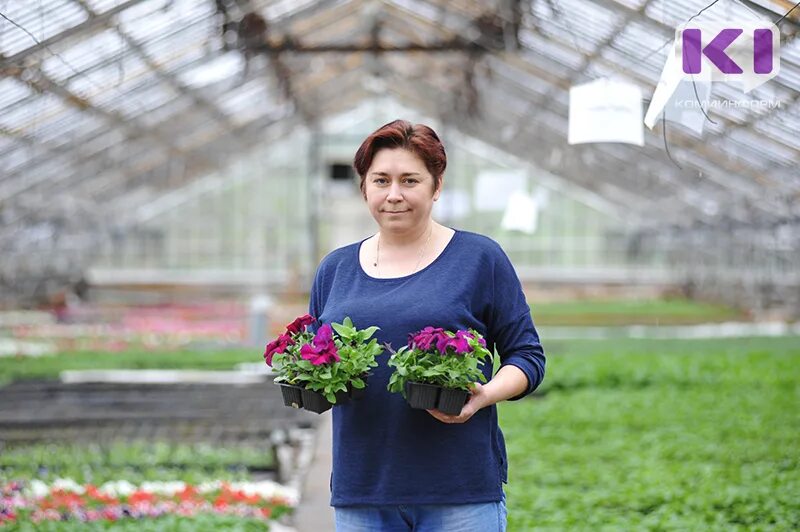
[0,0,797,227]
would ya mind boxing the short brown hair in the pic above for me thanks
[353,119,447,197]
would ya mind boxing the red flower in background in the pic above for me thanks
[285,314,315,334]
[1,480,294,524]
[128,491,157,505]
[85,485,118,505]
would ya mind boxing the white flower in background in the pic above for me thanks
[98,480,136,497]
[52,478,85,494]
[197,480,221,493]
[27,479,50,498]
[227,481,299,506]
[139,481,186,496]
[16,478,298,507]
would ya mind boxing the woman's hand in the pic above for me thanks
[426,366,528,423]
[426,382,490,424]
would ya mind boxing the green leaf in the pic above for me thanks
[330,322,349,337]
[362,326,380,339]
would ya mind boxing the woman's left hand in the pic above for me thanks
[426,382,491,424]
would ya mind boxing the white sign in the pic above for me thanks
[569,79,644,146]
[433,189,471,221]
[501,191,539,234]
[473,170,527,212]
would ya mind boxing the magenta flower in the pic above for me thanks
[264,333,294,366]
[285,314,316,334]
[450,330,474,354]
[300,324,341,366]
[315,323,333,345]
[408,326,487,356]
[409,326,448,351]
[435,334,452,354]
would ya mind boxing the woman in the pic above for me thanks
[309,119,545,531]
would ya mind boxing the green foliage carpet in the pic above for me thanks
[530,298,744,326]
[0,348,256,387]
[499,337,800,531]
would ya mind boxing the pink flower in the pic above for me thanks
[409,326,448,351]
[409,327,486,355]
[263,333,294,366]
[285,314,316,334]
[300,324,340,366]
[450,330,473,354]
[313,323,333,346]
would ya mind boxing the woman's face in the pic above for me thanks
[363,148,441,233]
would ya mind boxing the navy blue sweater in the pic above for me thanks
[309,229,545,506]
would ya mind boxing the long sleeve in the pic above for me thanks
[309,268,322,324]
[307,259,330,334]
[487,245,546,400]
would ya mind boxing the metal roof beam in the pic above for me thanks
[69,0,240,135]
[53,65,368,202]
[1,66,223,201]
[0,0,151,68]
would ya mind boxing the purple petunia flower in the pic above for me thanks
[300,324,340,366]
[450,330,474,354]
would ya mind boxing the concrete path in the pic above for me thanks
[293,410,335,532]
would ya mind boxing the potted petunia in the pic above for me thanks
[264,314,382,414]
[387,327,492,415]
[330,317,382,400]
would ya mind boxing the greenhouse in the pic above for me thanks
[1,0,798,529]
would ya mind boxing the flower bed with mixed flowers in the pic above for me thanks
[0,478,296,526]
[264,315,382,413]
[387,326,492,415]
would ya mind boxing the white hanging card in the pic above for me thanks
[569,78,644,146]
[501,191,539,234]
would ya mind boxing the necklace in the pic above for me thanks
[374,225,434,277]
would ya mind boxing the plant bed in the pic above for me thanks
[0,478,296,527]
